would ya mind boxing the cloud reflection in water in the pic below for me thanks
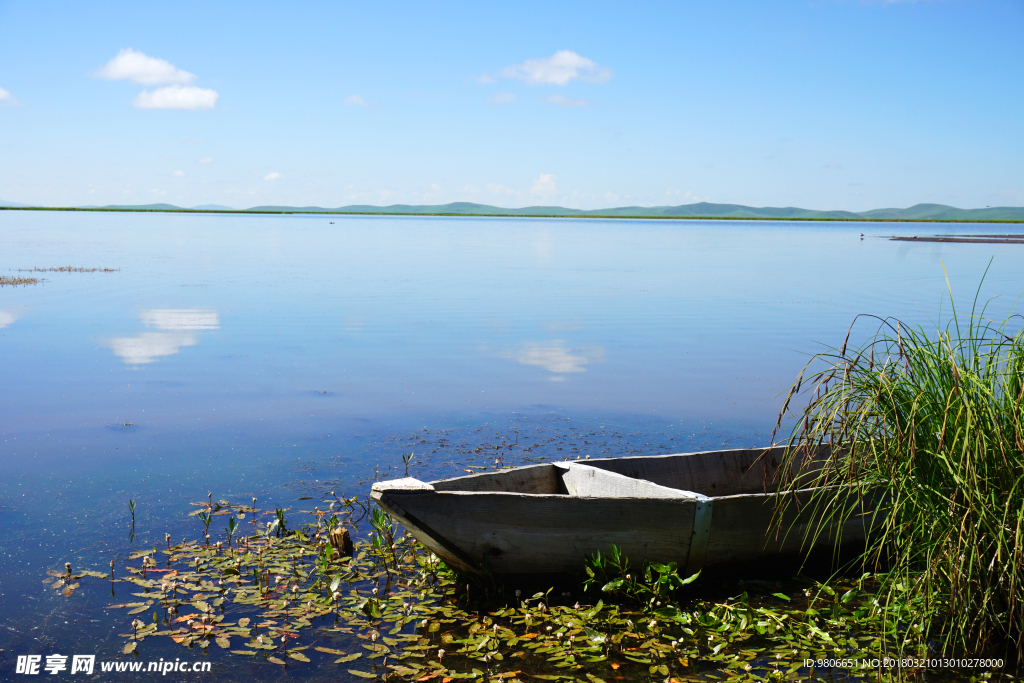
[499,341,606,381]
[0,310,16,329]
[107,309,219,365]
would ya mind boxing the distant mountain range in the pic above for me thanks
[2,200,1022,221]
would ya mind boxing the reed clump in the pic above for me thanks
[774,285,1024,660]
[0,275,39,286]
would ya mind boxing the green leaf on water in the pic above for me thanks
[334,653,362,663]
[215,637,230,649]
[348,670,378,678]
[772,593,791,601]
[268,656,286,665]
[123,642,137,654]
[288,651,310,662]
[127,606,150,615]
[79,570,110,579]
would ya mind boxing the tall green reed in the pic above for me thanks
[773,275,1024,659]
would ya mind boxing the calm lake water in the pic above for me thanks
[1,210,1022,680]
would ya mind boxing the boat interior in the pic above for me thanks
[427,445,831,499]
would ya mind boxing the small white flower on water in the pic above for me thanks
[372,587,379,596]
[332,591,341,601]
[671,640,678,649]
[648,620,657,630]
[744,664,752,672]
[438,648,445,658]
[545,626,552,631]
[370,631,378,642]
[257,635,264,644]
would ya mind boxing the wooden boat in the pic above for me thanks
[371,445,873,575]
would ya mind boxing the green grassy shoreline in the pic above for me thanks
[1,205,1022,224]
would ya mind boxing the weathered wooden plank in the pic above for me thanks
[704,488,872,564]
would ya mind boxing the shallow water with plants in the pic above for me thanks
[2,211,1023,681]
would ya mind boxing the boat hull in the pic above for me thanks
[371,446,873,575]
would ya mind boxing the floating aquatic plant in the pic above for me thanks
[49,496,994,682]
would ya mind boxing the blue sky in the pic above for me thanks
[0,0,1021,211]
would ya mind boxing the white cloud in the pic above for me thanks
[501,50,612,86]
[498,342,606,379]
[531,173,558,202]
[0,86,18,106]
[486,183,519,196]
[172,170,185,177]
[107,332,198,365]
[106,309,219,365]
[0,310,17,328]
[134,85,218,110]
[264,172,284,181]
[198,156,214,164]
[664,189,709,203]
[344,94,367,106]
[93,48,195,85]
[487,91,516,105]
[471,73,496,85]
[140,308,219,330]
[824,163,842,169]
[546,94,590,107]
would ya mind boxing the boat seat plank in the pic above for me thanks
[429,464,560,494]
[556,462,700,499]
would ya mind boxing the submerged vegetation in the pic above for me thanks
[774,279,1024,661]
[50,495,1009,682]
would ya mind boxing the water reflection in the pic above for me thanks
[499,341,606,380]
[0,309,16,328]
[106,308,219,365]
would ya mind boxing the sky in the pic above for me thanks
[0,0,1021,211]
